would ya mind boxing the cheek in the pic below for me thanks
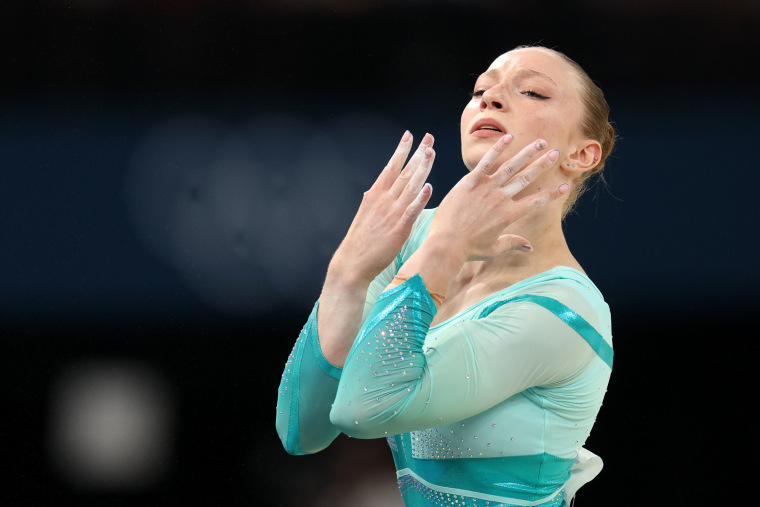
[523,112,569,147]
[460,103,476,134]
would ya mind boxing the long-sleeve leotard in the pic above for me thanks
[276,209,613,506]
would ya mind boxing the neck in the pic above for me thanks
[453,205,581,292]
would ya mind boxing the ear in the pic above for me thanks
[561,139,602,175]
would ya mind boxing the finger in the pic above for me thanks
[489,234,534,256]
[401,183,433,226]
[403,133,434,173]
[390,133,434,196]
[399,147,435,202]
[500,147,561,197]
[374,130,415,190]
[494,139,548,188]
[515,182,570,215]
[470,134,514,181]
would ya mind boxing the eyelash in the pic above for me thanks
[523,89,549,100]
[469,89,550,100]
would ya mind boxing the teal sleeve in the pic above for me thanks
[275,209,438,452]
[329,275,600,439]
[274,256,401,455]
[329,274,437,437]
[275,302,343,455]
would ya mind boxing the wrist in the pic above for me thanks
[325,253,376,289]
[396,234,466,296]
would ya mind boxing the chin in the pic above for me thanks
[462,137,512,173]
[461,154,478,172]
[461,146,490,172]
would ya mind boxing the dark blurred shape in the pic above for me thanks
[124,110,403,314]
[3,1,758,96]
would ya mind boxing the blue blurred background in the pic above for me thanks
[1,1,758,505]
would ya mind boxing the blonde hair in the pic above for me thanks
[514,46,616,217]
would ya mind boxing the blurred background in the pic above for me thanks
[1,0,758,505]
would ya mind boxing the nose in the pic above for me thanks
[480,86,506,111]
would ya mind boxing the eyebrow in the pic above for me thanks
[481,68,558,86]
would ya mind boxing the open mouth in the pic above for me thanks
[471,119,507,137]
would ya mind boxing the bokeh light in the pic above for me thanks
[48,361,174,490]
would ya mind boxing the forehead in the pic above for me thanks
[485,48,577,84]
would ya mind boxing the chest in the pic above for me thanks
[430,283,508,327]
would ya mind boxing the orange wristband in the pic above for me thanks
[392,274,445,306]
[392,274,410,285]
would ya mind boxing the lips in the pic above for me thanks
[470,118,507,138]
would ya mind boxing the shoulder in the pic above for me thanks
[470,268,613,370]
[484,267,612,344]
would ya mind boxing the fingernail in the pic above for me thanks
[498,134,514,151]
[424,147,433,159]
[548,149,560,162]
[558,183,570,194]
[535,139,546,150]
[422,133,433,146]
[423,183,432,194]
[520,244,534,253]
[402,130,411,142]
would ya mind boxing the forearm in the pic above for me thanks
[313,132,435,366]
[316,267,371,367]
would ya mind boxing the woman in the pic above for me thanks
[276,45,615,507]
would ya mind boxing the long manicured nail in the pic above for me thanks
[558,183,570,194]
[424,147,433,159]
[422,133,433,146]
[548,149,560,162]
[402,130,411,142]
[535,139,546,150]
[520,244,534,253]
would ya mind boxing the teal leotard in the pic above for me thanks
[276,210,613,506]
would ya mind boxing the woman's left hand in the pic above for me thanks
[428,135,568,263]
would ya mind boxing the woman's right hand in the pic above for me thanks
[327,131,436,286]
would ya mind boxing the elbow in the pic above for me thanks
[282,439,304,456]
[278,427,323,456]
[329,403,384,439]
[276,424,305,456]
[279,433,333,456]
[330,386,417,438]
[276,413,336,455]
[275,412,307,456]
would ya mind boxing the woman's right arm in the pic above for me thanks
[275,131,435,455]
[275,257,400,455]
[316,132,435,366]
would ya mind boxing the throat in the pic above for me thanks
[431,275,506,327]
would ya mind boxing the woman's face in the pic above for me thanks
[460,47,585,173]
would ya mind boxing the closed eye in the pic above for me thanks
[522,89,549,100]
[470,89,486,98]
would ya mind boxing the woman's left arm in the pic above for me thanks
[329,137,575,436]
[329,275,598,437]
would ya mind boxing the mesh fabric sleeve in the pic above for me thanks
[275,259,400,455]
[275,302,342,455]
[329,274,598,438]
